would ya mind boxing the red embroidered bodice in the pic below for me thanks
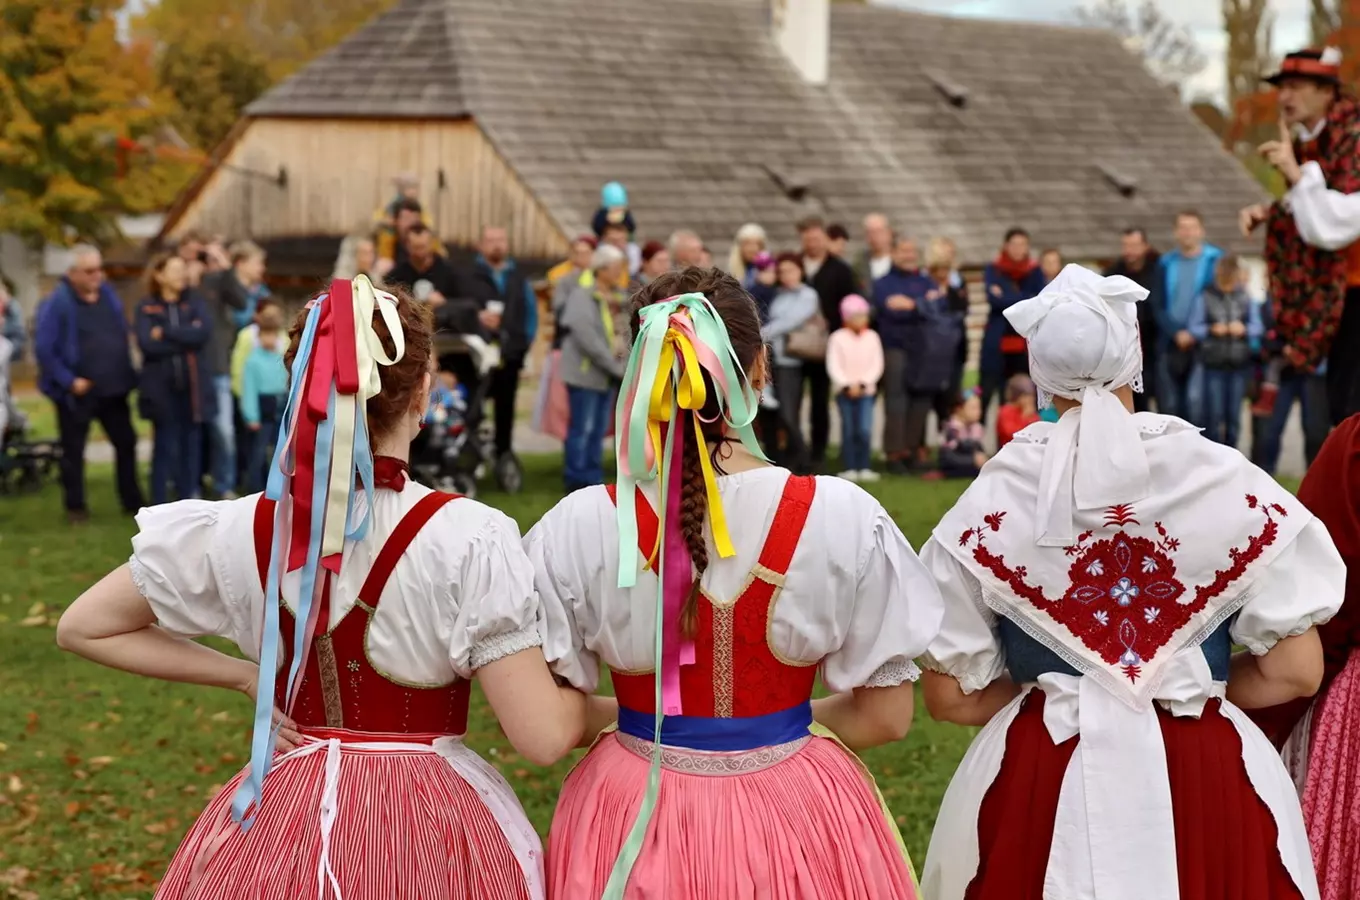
[251,490,471,735]
[607,475,819,718]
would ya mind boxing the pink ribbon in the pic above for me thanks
[659,424,696,716]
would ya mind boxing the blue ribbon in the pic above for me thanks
[617,703,813,752]
[230,302,323,828]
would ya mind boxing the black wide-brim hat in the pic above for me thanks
[1265,48,1342,87]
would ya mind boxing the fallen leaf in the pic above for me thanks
[24,713,37,734]
[63,752,81,767]
[0,742,8,753]
[180,785,198,795]
[88,756,115,768]
[0,866,29,886]
[193,764,213,775]
[24,602,43,617]
[209,711,232,722]
[104,711,122,723]
[219,753,238,764]
[142,788,155,800]
[17,616,45,627]
[6,776,20,794]
[63,801,80,818]
[72,769,88,780]
[143,821,171,835]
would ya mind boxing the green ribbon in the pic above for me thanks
[603,291,767,898]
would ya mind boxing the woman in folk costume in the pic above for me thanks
[1250,415,1360,900]
[524,267,944,898]
[918,263,1346,900]
[56,278,583,899]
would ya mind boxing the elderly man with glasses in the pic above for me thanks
[34,244,145,523]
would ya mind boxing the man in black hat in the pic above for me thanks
[1241,47,1360,429]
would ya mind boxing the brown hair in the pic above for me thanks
[629,267,764,636]
[1215,253,1241,281]
[257,305,285,332]
[229,240,265,265]
[145,252,180,296]
[283,284,434,441]
[1175,209,1203,224]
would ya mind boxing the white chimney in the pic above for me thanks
[772,0,830,86]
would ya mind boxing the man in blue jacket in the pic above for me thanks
[1157,210,1221,423]
[35,245,144,522]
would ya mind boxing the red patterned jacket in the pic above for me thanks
[1266,96,1360,372]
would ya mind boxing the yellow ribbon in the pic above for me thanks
[640,324,736,562]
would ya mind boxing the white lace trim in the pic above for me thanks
[615,732,811,774]
[1013,410,1181,445]
[469,627,543,671]
[862,658,921,688]
[128,555,152,599]
[1037,371,1144,411]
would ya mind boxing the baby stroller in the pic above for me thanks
[412,333,524,500]
[0,336,61,494]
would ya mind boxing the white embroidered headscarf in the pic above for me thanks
[1004,264,1149,547]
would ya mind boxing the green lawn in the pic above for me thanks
[0,457,977,898]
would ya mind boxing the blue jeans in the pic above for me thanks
[150,403,203,505]
[210,375,236,494]
[565,386,613,489]
[244,395,283,493]
[1201,368,1248,449]
[1155,351,1204,424]
[1255,371,1330,475]
[837,393,875,472]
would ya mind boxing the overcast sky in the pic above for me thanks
[884,0,1315,103]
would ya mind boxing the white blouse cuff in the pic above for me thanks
[862,658,922,688]
[1236,610,1332,657]
[469,627,544,671]
[919,654,1003,695]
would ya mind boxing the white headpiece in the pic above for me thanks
[1004,264,1149,547]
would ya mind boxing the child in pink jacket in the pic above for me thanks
[826,294,885,482]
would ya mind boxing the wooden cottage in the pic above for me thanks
[157,0,1264,275]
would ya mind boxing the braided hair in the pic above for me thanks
[629,267,765,636]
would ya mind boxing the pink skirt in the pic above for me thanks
[548,733,917,899]
[155,731,543,900]
[1302,649,1360,900]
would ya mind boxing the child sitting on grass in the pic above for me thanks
[996,373,1040,449]
[935,389,988,479]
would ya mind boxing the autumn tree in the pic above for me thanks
[1075,0,1207,87]
[0,0,178,245]
[1224,0,1274,109]
[137,0,397,150]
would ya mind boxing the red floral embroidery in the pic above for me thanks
[960,495,1283,683]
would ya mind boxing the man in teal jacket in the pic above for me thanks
[1157,210,1221,423]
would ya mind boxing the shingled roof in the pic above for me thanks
[244,0,1265,264]
[245,0,467,119]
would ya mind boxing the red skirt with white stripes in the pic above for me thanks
[154,730,541,900]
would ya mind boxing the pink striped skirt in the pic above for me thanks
[548,733,917,899]
[155,729,544,900]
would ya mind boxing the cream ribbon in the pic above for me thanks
[1036,652,1217,900]
[1004,265,1149,547]
[321,276,406,561]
